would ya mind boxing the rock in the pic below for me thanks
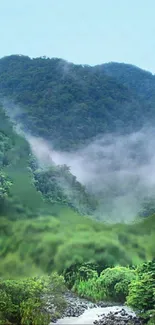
[60,292,90,318]
[47,290,144,324]
[93,312,144,325]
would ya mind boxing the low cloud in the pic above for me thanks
[2,99,155,223]
[27,127,155,223]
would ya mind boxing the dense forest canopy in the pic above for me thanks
[0,55,155,150]
[102,62,155,99]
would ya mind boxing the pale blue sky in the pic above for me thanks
[0,0,155,72]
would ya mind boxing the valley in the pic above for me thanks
[0,55,155,324]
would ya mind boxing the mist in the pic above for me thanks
[27,127,155,223]
[2,99,155,223]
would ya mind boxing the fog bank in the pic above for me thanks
[27,127,155,222]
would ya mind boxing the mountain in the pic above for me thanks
[1,55,154,150]
[102,62,155,101]
[1,55,155,215]
[1,55,155,217]
[0,55,155,279]
[0,105,96,218]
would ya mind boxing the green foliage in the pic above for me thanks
[136,259,155,275]
[0,105,68,220]
[0,212,155,279]
[127,273,155,312]
[0,55,144,150]
[0,170,12,216]
[0,171,12,201]
[98,266,136,302]
[0,273,66,325]
[1,56,155,152]
[0,277,50,325]
[68,260,155,324]
[127,260,155,321]
[63,263,83,289]
[73,275,100,301]
[73,265,135,303]
[54,234,132,273]
[64,262,101,289]
[67,263,101,301]
[0,104,96,217]
[46,273,67,319]
[103,62,155,105]
[20,298,48,325]
[0,57,155,324]
[33,165,97,215]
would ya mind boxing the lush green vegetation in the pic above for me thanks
[1,211,155,278]
[127,260,155,323]
[64,260,155,323]
[0,55,153,150]
[0,171,12,202]
[70,265,136,303]
[103,62,155,110]
[0,56,155,324]
[33,165,97,215]
[0,105,96,217]
[0,273,66,325]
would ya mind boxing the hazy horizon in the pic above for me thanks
[0,0,155,73]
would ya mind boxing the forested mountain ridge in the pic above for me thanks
[0,55,154,150]
[102,62,155,99]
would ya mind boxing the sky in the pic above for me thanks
[0,0,155,73]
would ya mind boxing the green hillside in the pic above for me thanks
[0,55,155,279]
[0,55,149,150]
[0,103,154,280]
[103,62,155,101]
[0,56,155,324]
[0,104,96,217]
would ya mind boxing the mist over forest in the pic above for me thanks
[1,55,155,222]
[0,55,155,324]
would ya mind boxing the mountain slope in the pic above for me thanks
[0,105,50,218]
[0,105,96,218]
[0,55,147,150]
[102,62,155,95]
[102,62,155,112]
[0,56,155,280]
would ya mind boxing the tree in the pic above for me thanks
[0,171,12,201]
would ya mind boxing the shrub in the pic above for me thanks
[136,259,155,275]
[73,274,101,302]
[97,266,136,302]
[0,276,50,325]
[72,265,135,303]
[20,297,49,325]
[0,289,15,324]
[47,272,67,319]
[127,273,155,312]
[64,262,100,289]
[127,260,155,322]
